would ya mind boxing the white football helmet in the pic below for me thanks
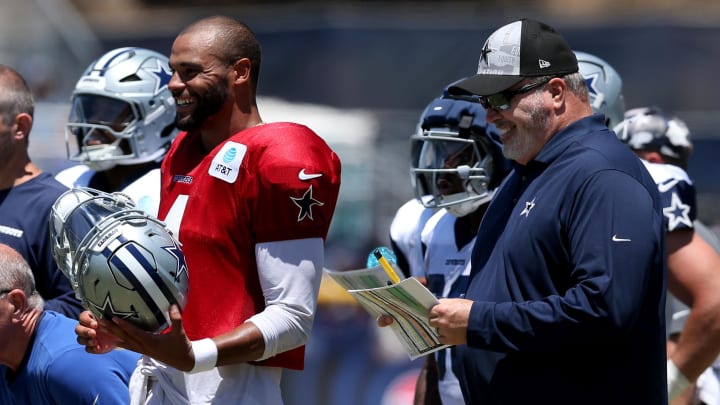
[66,47,178,172]
[613,106,693,169]
[411,90,510,217]
[49,188,189,332]
[575,51,626,129]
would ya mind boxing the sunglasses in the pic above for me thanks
[477,77,555,111]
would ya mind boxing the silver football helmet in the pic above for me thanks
[411,91,510,217]
[613,106,693,168]
[575,51,626,129]
[66,47,178,172]
[49,188,189,332]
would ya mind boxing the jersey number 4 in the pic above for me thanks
[163,195,189,237]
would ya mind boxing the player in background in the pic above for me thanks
[390,84,511,404]
[615,108,720,404]
[389,120,436,280]
[577,51,720,403]
[55,47,178,217]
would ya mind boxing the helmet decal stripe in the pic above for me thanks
[124,241,180,304]
[109,248,168,328]
[93,47,138,75]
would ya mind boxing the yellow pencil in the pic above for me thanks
[374,248,401,284]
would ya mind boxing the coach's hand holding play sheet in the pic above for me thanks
[324,255,449,360]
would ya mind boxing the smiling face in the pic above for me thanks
[168,30,232,132]
[485,78,556,164]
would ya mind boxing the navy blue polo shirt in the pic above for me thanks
[454,115,667,405]
[0,173,83,318]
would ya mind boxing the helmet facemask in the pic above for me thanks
[49,188,189,332]
[411,129,495,217]
[66,94,143,171]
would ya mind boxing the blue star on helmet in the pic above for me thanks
[290,185,325,222]
[162,241,188,283]
[663,192,692,231]
[146,58,172,95]
[584,72,600,96]
[88,293,139,320]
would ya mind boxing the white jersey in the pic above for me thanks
[389,197,435,278]
[644,160,720,404]
[641,160,697,337]
[421,208,474,405]
[55,165,162,218]
[640,160,696,233]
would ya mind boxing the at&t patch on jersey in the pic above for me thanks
[209,141,247,183]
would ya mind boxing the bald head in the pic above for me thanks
[178,16,262,87]
[0,65,34,125]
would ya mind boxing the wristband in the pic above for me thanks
[190,338,218,373]
[667,359,690,401]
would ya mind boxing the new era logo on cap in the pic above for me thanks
[449,18,579,97]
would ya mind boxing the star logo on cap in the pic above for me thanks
[480,41,493,65]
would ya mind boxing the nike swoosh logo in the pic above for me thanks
[298,169,322,181]
[657,179,680,193]
[612,234,632,242]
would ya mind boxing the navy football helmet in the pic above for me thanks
[575,51,626,129]
[50,188,189,332]
[613,106,693,168]
[410,84,511,217]
[66,47,178,172]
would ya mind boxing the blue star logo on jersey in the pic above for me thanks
[663,192,692,231]
[520,197,536,218]
[88,293,139,320]
[162,241,188,283]
[146,58,172,95]
[291,185,325,222]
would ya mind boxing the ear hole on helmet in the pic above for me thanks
[120,74,141,83]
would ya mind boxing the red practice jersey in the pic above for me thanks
[158,122,341,369]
